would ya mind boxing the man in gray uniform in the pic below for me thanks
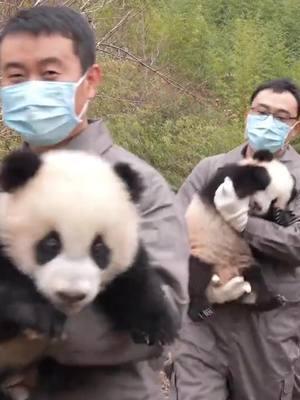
[0,6,189,400]
[170,78,300,400]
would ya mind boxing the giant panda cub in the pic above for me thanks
[186,150,298,320]
[0,149,179,399]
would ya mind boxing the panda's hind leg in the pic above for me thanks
[241,265,286,311]
[188,255,214,321]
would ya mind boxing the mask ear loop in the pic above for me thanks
[73,71,90,121]
[78,99,90,120]
[282,120,300,150]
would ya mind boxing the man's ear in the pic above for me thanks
[286,120,300,143]
[86,64,102,100]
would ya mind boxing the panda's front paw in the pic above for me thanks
[4,302,66,341]
[25,303,66,340]
[131,307,179,346]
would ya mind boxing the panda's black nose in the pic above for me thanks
[56,290,87,304]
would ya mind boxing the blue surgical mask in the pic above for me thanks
[246,114,291,153]
[0,75,88,147]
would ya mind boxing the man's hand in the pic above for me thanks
[206,274,252,304]
[214,177,249,232]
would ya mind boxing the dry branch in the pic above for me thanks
[98,43,203,102]
[97,10,139,45]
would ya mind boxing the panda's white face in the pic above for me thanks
[249,158,295,216]
[0,151,140,315]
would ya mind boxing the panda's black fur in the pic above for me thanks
[187,150,298,322]
[0,149,179,399]
[0,245,66,399]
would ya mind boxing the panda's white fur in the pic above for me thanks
[239,155,295,215]
[0,150,140,314]
[186,195,253,285]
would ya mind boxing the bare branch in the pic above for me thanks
[80,0,93,11]
[97,10,138,45]
[33,0,47,6]
[98,43,203,102]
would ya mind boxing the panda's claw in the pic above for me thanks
[271,208,300,227]
[131,328,169,346]
[274,294,287,306]
[131,330,149,345]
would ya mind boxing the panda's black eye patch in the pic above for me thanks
[91,235,110,270]
[35,231,62,265]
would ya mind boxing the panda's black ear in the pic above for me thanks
[252,150,274,162]
[114,162,144,203]
[0,150,42,192]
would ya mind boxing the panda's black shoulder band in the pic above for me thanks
[0,150,42,192]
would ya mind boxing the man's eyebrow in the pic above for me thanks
[255,102,291,115]
[38,57,64,67]
[3,62,25,71]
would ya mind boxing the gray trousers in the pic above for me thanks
[170,303,300,400]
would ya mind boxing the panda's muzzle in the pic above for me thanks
[56,289,87,304]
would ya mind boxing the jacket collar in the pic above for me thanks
[224,142,300,166]
[63,119,113,155]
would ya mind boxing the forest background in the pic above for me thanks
[1,0,300,190]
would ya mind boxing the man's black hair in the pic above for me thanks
[250,78,300,118]
[0,6,95,72]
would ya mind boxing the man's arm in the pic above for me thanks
[138,172,189,319]
[176,157,213,213]
[244,190,300,266]
[51,168,189,366]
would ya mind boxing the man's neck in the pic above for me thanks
[245,144,286,159]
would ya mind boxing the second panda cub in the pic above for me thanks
[186,150,298,319]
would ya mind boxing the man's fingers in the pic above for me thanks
[206,276,252,304]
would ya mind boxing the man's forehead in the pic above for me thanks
[252,88,298,114]
[0,33,76,67]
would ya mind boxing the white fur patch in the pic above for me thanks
[0,150,140,312]
[35,255,102,314]
[241,156,294,215]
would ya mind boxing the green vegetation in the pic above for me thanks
[1,0,300,188]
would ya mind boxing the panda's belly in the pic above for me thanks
[186,196,254,284]
[0,336,48,370]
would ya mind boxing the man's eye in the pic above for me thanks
[8,73,25,83]
[276,116,288,122]
[43,71,59,79]
[9,73,23,78]
[257,111,268,116]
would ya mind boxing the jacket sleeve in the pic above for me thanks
[138,171,189,319]
[51,168,189,367]
[244,190,300,266]
[176,157,214,213]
